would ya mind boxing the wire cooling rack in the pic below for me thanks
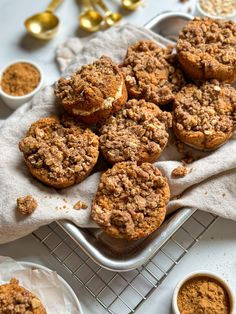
[32,210,218,314]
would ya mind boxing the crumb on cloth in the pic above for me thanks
[73,201,88,210]
[171,165,188,178]
[17,195,38,215]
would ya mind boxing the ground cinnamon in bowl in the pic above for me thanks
[0,62,41,96]
[177,276,231,314]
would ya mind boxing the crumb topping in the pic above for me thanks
[73,201,88,210]
[17,195,38,215]
[19,116,99,186]
[99,99,172,163]
[121,40,185,105]
[0,278,45,314]
[91,162,170,240]
[177,17,236,66]
[173,81,236,133]
[55,56,124,116]
[171,165,188,178]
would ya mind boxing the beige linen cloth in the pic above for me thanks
[0,24,236,245]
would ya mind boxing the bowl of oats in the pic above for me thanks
[196,0,236,20]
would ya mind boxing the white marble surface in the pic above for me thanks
[0,0,236,313]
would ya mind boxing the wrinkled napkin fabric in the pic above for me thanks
[0,24,236,245]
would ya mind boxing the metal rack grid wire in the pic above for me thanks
[32,210,218,314]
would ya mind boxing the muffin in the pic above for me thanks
[55,56,128,124]
[19,116,99,189]
[0,278,46,314]
[173,80,236,150]
[121,40,185,105]
[177,17,236,83]
[99,99,172,164]
[91,162,170,240]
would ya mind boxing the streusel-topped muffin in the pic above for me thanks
[19,116,99,188]
[99,99,172,164]
[173,80,236,150]
[55,56,128,124]
[0,278,46,314]
[121,40,185,105]
[177,17,236,83]
[91,161,170,240]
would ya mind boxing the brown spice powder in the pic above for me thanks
[177,276,231,314]
[1,62,40,96]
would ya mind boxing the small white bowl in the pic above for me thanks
[172,271,235,314]
[195,1,236,20]
[0,60,44,110]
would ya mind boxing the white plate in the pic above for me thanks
[20,261,83,314]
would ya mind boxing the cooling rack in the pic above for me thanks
[32,210,218,314]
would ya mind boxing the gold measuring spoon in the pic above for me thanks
[121,0,142,10]
[25,0,63,39]
[80,0,103,32]
[94,0,122,27]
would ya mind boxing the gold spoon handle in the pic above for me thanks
[82,0,94,11]
[46,0,64,13]
[93,0,110,14]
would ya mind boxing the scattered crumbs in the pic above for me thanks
[63,205,67,209]
[204,191,208,195]
[173,138,195,164]
[73,201,88,210]
[188,7,192,13]
[55,206,58,210]
[179,0,189,2]
[17,195,38,215]
[189,167,193,173]
[49,195,52,199]
[181,151,194,164]
[222,193,226,197]
[44,195,48,198]
[173,139,185,154]
[63,198,68,203]
[171,165,188,178]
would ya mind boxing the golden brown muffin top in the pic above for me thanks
[121,40,185,105]
[19,116,99,186]
[91,162,170,240]
[173,80,236,134]
[177,17,236,66]
[0,278,46,314]
[99,99,172,163]
[55,56,124,116]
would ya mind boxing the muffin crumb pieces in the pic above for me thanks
[73,201,88,210]
[172,165,188,178]
[181,151,195,164]
[17,195,37,215]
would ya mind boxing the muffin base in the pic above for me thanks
[77,83,128,124]
[173,123,233,151]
